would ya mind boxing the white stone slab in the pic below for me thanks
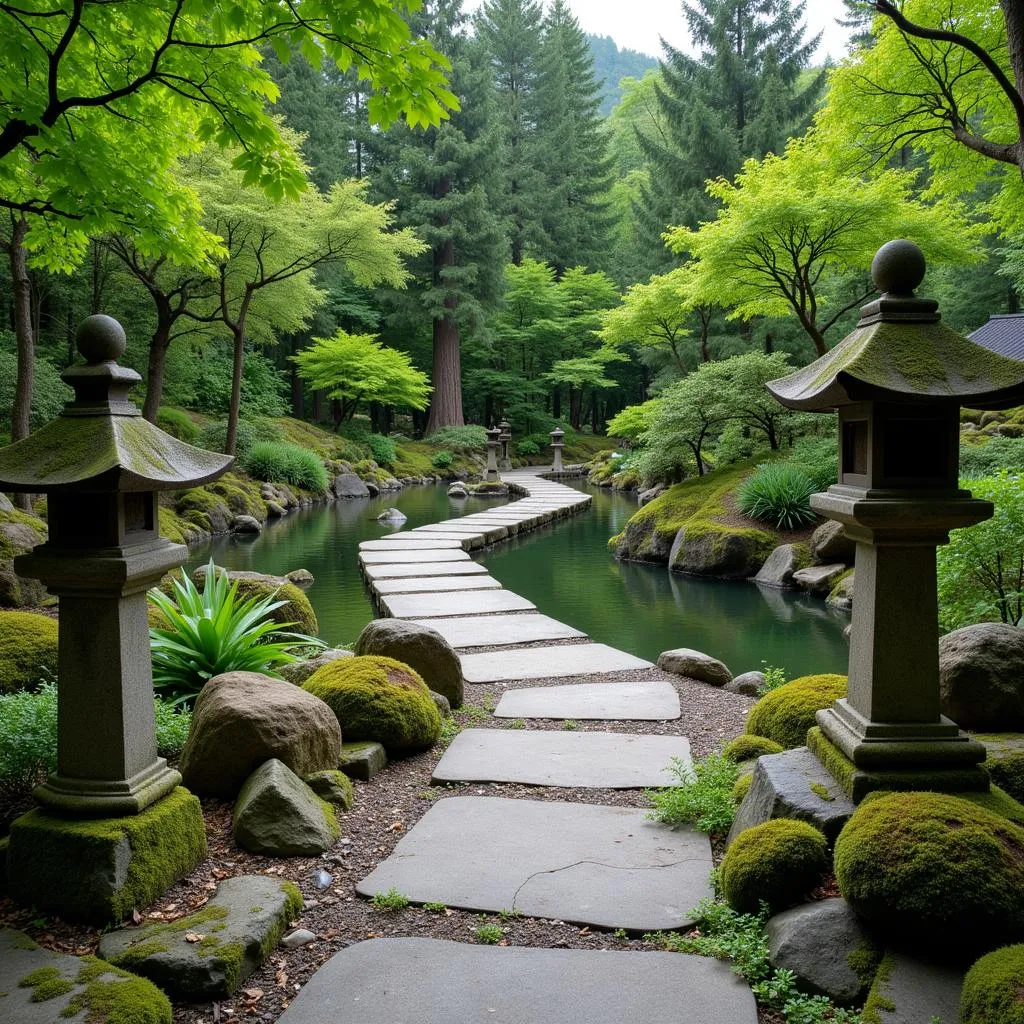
[277,938,758,1024]
[460,643,655,683]
[359,538,465,551]
[372,575,503,595]
[382,590,535,619]
[495,681,681,720]
[433,729,691,788]
[363,561,488,580]
[359,549,469,565]
[412,613,585,648]
[356,796,713,931]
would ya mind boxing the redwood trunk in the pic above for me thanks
[426,305,465,431]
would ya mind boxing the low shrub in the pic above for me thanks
[196,420,258,460]
[244,441,329,492]
[736,462,818,530]
[785,434,839,492]
[960,436,1024,477]
[745,674,847,750]
[835,791,1024,948]
[0,611,58,694]
[722,735,784,763]
[425,425,488,451]
[515,435,545,457]
[646,752,739,833]
[961,944,1024,1024]
[303,655,442,755]
[367,433,397,467]
[156,408,200,443]
[431,450,454,470]
[720,818,829,914]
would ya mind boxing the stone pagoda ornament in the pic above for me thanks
[484,426,502,482]
[498,418,512,471]
[0,315,232,922]
[550,427,566,473]
[768,240,1024,798]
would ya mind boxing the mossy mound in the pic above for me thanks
[0,610,58,693]
[303,655,441,755]
[722,734,784,763]
[746,674,847,749]
[961,944,1024,1024]
[231,579,318,637]
[985,748,1024,804]
[720,818,829,914]
[835,792,1024,948]
[732,773,753,804]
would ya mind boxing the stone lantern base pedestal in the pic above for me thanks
[6,787,206,925]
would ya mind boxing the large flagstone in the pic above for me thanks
[371,575,503,595]
[410,612,584,647]
[359,548,469,564]
[494,680,681,720]
[381,589,535,618]
[362,561,488,580]
[460,643,654,683]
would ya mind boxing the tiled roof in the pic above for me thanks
[969,313,1024,362]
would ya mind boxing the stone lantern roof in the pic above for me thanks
[0,315,231,492]
[767,240,1024,412]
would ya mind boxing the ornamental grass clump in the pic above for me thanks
[243,441,328,492]
[149,560,323,706]
[647,752,739,833]
[745,674,848,750]
[736,462,818,530]
[425,425,488,451]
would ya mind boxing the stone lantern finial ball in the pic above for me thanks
[77,314,126,364]
[871,239,926,296]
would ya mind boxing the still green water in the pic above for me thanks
[186,482,850,678]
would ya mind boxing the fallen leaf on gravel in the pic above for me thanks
[275,969,288,988]
[203,881,217,891]
[241,988,263,1002]
[389,822,404,832]
[185,932,205,943]
[579,927,590,936]
[163,904,178,913]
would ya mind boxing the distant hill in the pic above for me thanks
[586,34,659,116]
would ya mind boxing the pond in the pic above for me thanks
[185,481,850,679]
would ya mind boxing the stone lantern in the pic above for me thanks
[484,426,502,482]
[550,427,566,473]
[1,315,232,920]
[768,240,1024,798]
[498,418,512,471]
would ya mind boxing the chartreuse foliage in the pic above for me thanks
[736,463,818,530]
[244,442,329,492]
[0,1,456,270]
[961,944,1024,1024]
[722,735,785,763]
[746,674,848,750]
[0,611,58,694]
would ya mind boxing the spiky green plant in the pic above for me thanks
[736,463,818,530]
[148,561,323,706]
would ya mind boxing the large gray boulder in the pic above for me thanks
[279,648,354,686]
[939,622,1024,730]
[233,759,339,855]
[657,648,732,687]
[180,671,342,797]
[355,618,464,709]
[754,544,807,589]
[638,484,666,507]
[0,508,47,607]
[863,951,964,1024]
[98,875,303,999]
[669,525,773,579]
[810,520,856,564]
[334,472,370,499]
[232,514,262,534]
[766,899,876,1005]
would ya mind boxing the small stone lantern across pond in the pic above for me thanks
[550,427,565,473]
[484,426,502,483]
[498,418,512,471]
[0,315,232,922]
[768,240,1024,799]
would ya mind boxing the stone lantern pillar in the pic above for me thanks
[550,427,566,473]
[498,419,512,471]
[1,315,232,921]
[768,241,1024,797]
[484,426,502,482]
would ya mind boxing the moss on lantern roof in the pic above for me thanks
[0,413,231,492]
[768,319,1024,411]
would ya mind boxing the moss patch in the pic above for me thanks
[231,578,318,637]
[861,951,896,1024]
[722,734,784,763]
[19,966,75,1002]
[61,957,171,1024]
[809,781,834,802]
[746,675,847,749]
[846,938,883,991]
[0,610,58,693]
[732,773,753,804]
[961,944,1024,1024]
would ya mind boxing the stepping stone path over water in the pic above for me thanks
[304,469,757,1020]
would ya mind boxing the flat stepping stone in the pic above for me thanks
[381,589,535,619]
[495,681,681,720]
[356,796,713,931]
[363,561,488,580]
[359,538,465,551]
[372,575,503,595]
[412,612,585,647]
[460,643,655,683]
[359,549,469,564]
[432,729,691,787]
[277,937,757,1024]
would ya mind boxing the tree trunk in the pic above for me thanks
[427,304,465,431]
[7,217,33,510]
[569,388,581,431]
[552,387,561,418]
[225,291,252,458]
[142,300,173,423]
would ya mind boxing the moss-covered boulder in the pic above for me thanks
[732,773,753,804]
[303,655,442,755]
[0,610,58,693]
[981,737,1024,804]
[720,818,829,914]
[668,522,777,579]
[722,735,785,763]
[304,769,354,810]
[0,506,47,607]
[746,674,848,749]
[233,578,318,637]
[961,944,1024,1024]
[835,792,1024,947]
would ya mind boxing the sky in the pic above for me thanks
[462,0,854,62]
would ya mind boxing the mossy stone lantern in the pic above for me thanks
[768,240,1024,797]
[498,418,512,470]
[0,315,232,817]
[550,427,566,473]
[485,426,502,482]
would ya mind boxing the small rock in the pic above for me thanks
[657,648,732,686]
[430,690,452,718]
[339,740,388,782]
[727,671,765,697]
[447,483,469,498]
[333,473,370,499]
[754,544,806,589]
[265,501,287,519]
[827,571,855,612]
[365,481,380,498]
[810,520,855,564]
[286,568,315,587]
[281,929,316,949]
[233,514,263,534]
[312,869,333,890]
[939,622,1024,730]
[792,563,847,596]
[304,769,354,810]
[0,492,13,512]
[377,507,408,523]
[638,484,666,507]
[279,649,354,686]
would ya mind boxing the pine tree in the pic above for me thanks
[475,0,546,266]
[534,0,615,275]
[838,1,874,50]
[374,0,506,431]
